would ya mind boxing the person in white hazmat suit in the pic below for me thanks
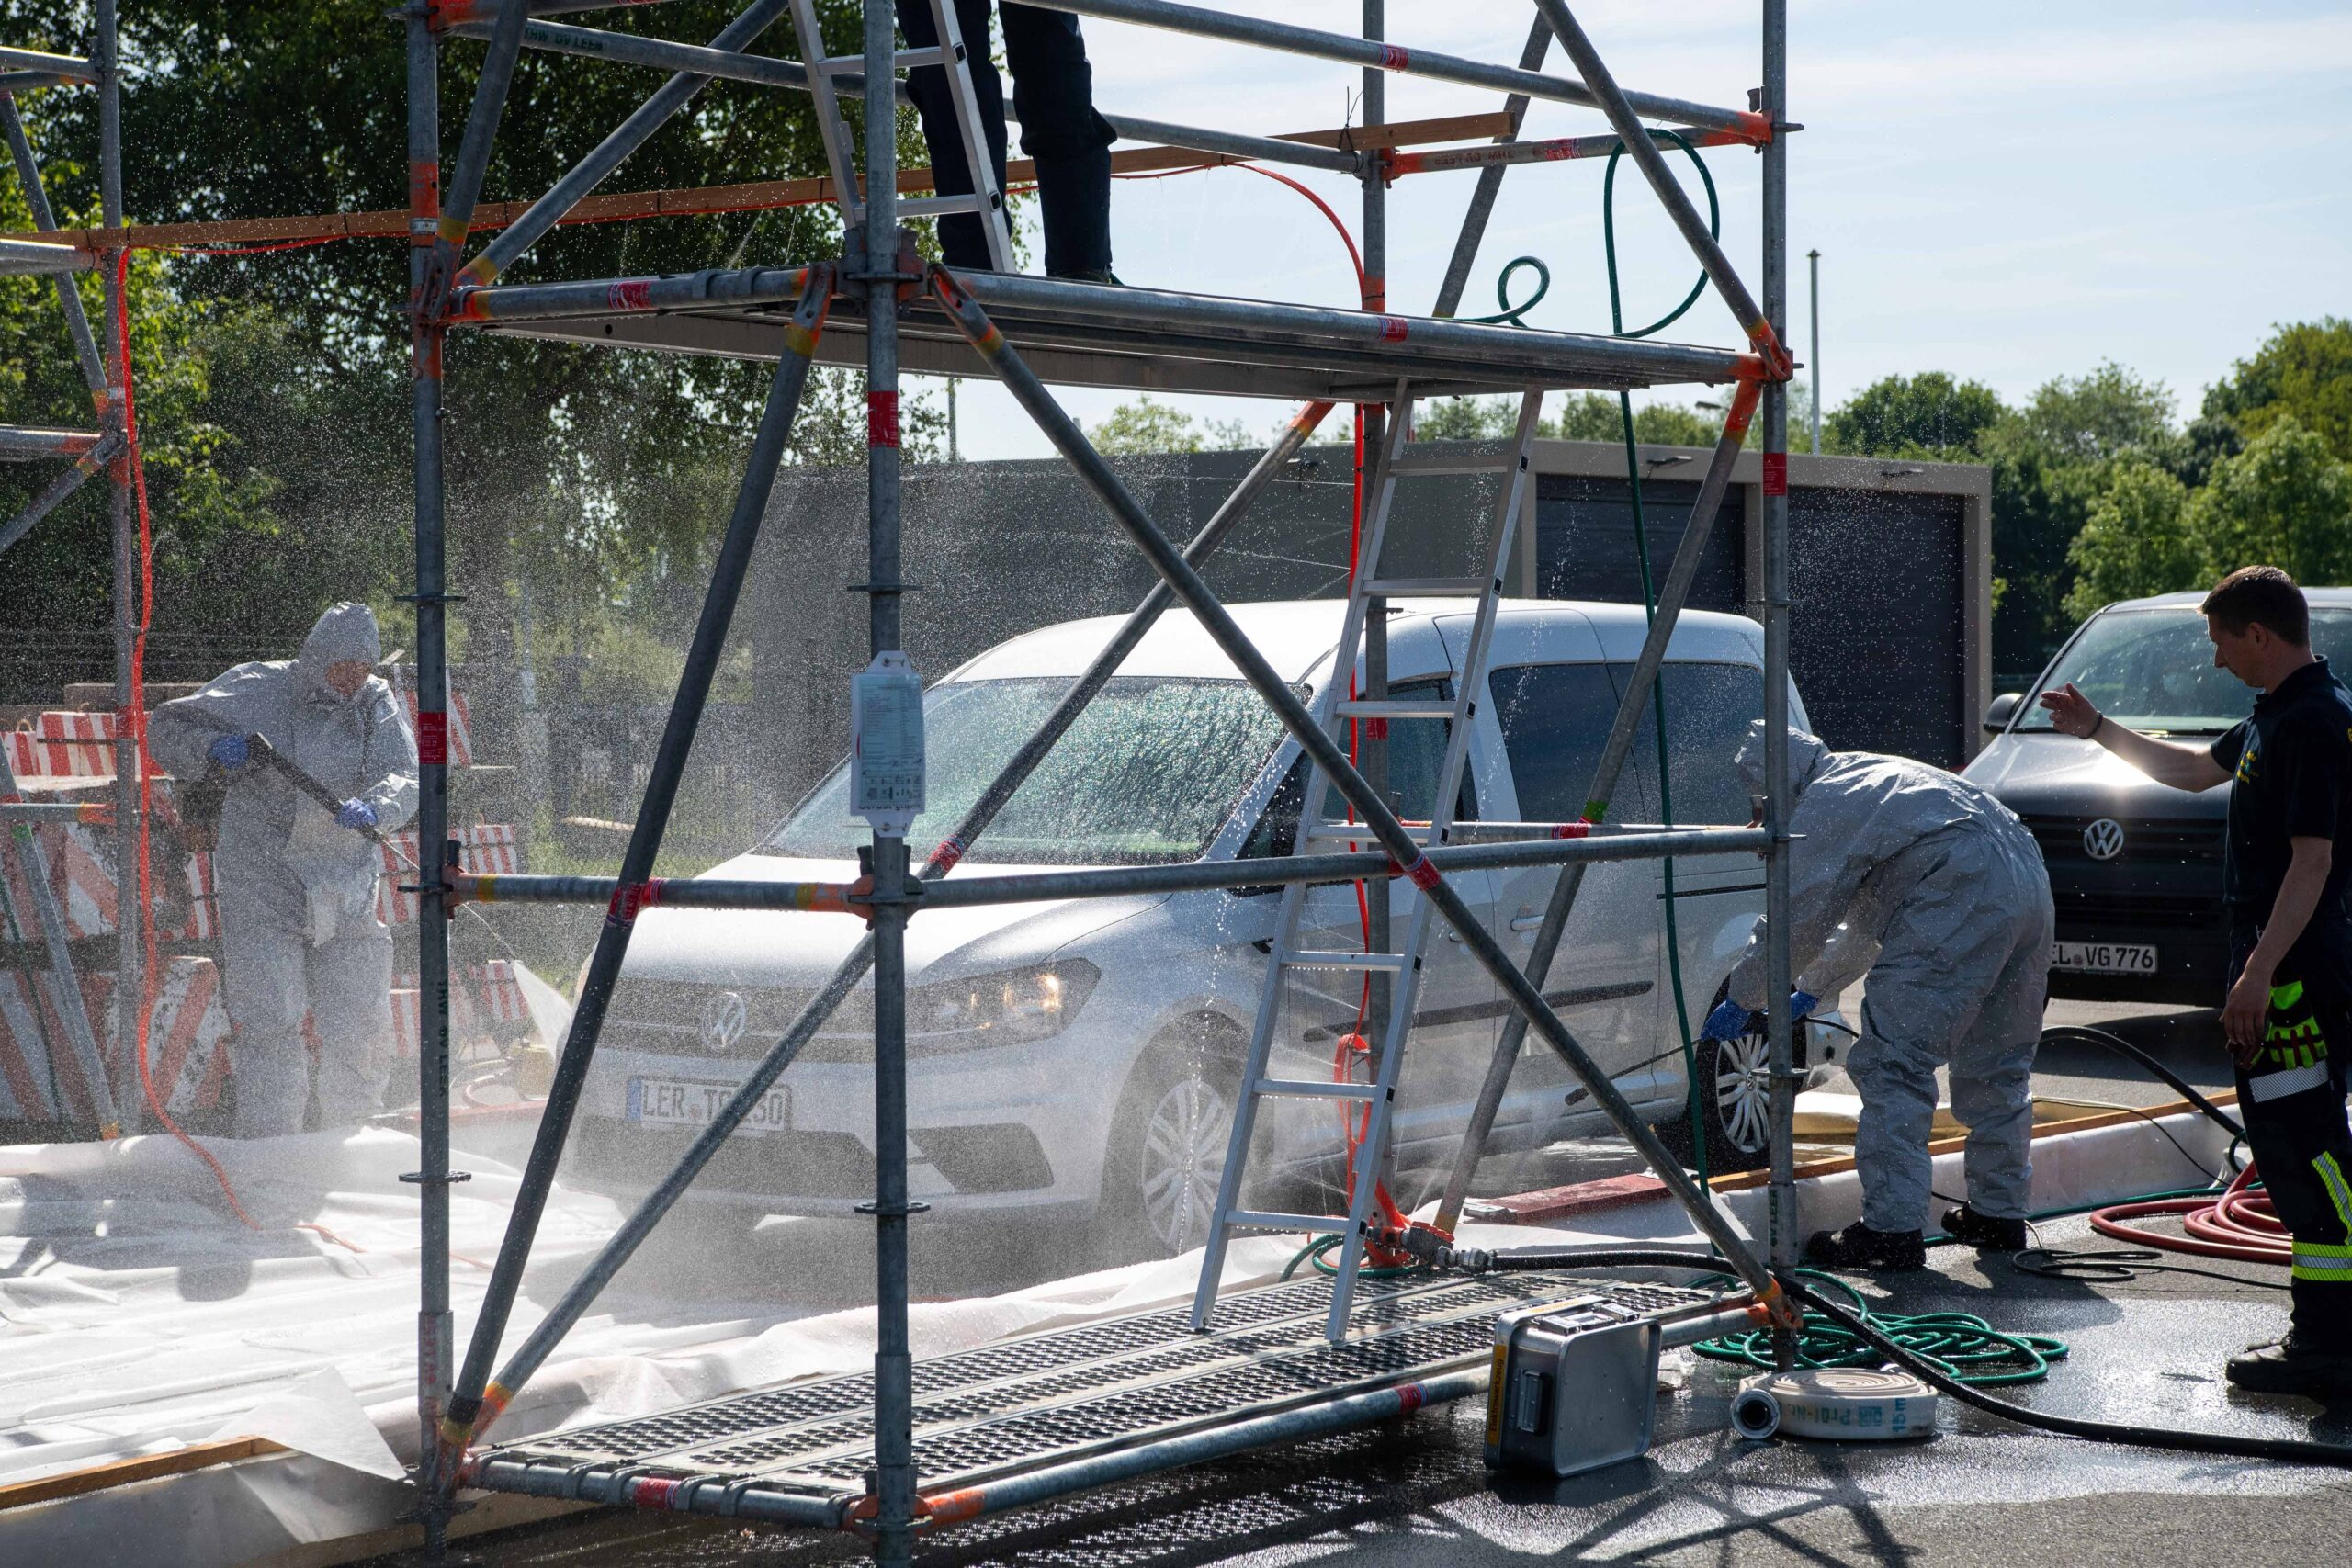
[1704,721,2052,1271]
[150,604,419,1137]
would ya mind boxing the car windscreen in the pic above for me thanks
[763,675,1288,866]
[2015,606,2352,735]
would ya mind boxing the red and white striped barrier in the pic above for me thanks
[475,959,530,1027]
[32,710,118,778]
[0,818,119,942]
[4,730,38,783]
[149,955,231,1119]
[391,969,483,1058]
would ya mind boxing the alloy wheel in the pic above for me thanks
[1139,1071,1234,1255]
[1714,1030,1774,1155]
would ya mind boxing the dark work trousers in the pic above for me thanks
[895,0,1115,276]
[2230,929,2352,1349]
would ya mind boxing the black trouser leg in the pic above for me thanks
[896,0,1009,271]
[2231,942,2352,1348]
[1000,4,1114,276]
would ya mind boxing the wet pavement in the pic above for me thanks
[367,1002,2335,1566]
[378,1207,2352,1568]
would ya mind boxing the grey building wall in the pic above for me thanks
[746,439,1992,822]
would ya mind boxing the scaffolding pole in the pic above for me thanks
[857,2,913,1553]
[405,8,460,1555]
[401,3,1805,1550]
[1759,0,1800,1363]
[91,0,140,1134]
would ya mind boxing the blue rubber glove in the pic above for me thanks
[334,798,378,831]
[1701,998,1752,1042]
[1790,989,1818,1021]
[207,733,248,770]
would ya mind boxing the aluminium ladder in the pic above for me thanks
[1192,385,1544,1345]
[787,0,1014,271]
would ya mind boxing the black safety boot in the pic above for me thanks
[1802,1223,1927,1273]
[1941,1203,2028,1251]
[2226,1334,2352,1397]
[1052,267,1125,286]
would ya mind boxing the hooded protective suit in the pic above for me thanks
[150,604,418,1136]
[1726,723,2052,1231]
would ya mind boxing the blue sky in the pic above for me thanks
[924,0,2352,455]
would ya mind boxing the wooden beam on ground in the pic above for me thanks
[4,112,1511,254]
[0,1437,288,1514]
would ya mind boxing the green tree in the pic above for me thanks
[1545,393,1718,446]
[1085,395,1249,455]
[2190,418,2352,588]
[2202,319,2352,462]
[1970,366,2179,672]
[0,0,942,719]
[2062,459,2200,620]
[1824,372,2005,457]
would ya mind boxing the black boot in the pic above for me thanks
[2226,1334,2352,1397]
[1941,1203,2028,1251]
[1802,1222,1926,1273]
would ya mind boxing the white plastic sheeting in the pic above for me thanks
[0,1104,2237,1566]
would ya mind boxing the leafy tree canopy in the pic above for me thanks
[2203,318,2352,463]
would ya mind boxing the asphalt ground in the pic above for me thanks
[379,1210,2352,1568]
[367,1000,2352,1568]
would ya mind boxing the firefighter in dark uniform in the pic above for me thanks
[2043,565,2352,1395]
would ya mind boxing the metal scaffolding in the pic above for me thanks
[1,4,143,1135]
[401,2,1801,1560]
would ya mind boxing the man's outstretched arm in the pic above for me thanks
[2038,682,2230,792]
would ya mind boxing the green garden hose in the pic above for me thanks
[1690,1268,2068,1387]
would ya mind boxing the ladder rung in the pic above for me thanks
[1224,1210,1355,1235]
[1282,949,1406,972]
[1254,1077,1379,1100]
[1336,699,1454,720]
[814,48,947,70]
[899,194,1001,220]
[1361,577,1493,597]
[1303,821,1430,843]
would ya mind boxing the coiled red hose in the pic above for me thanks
[2089,1165,2289,1265]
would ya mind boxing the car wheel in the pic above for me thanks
[1651,986,1776,1175]
[1102,1019,1243,1259]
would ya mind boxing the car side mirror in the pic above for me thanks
[1983,691,2023,733]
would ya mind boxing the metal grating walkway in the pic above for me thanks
[467,1269,1735,1525]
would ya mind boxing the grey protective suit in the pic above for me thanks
[150,604,419,1137]
[1726,723,2052,1230]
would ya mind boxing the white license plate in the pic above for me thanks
[627,1076,789,1134]
[2052,941,2158,975]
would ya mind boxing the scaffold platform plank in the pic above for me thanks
[468,268,1758,400]
[465,1269,1736,1527]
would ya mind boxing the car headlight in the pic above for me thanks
[907,959,1100,1055]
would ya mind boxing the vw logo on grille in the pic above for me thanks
[2082,818,2126,862]
[700,989,749,1053]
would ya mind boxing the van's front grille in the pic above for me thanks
[2024,814,2223,867]
[605,977,875,1064]
[2052,889,2222,931]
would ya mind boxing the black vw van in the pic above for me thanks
[1964,589,2352,1005]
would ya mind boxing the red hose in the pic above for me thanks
[109,253,364,1257]
[2089,1165,2290,1265]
